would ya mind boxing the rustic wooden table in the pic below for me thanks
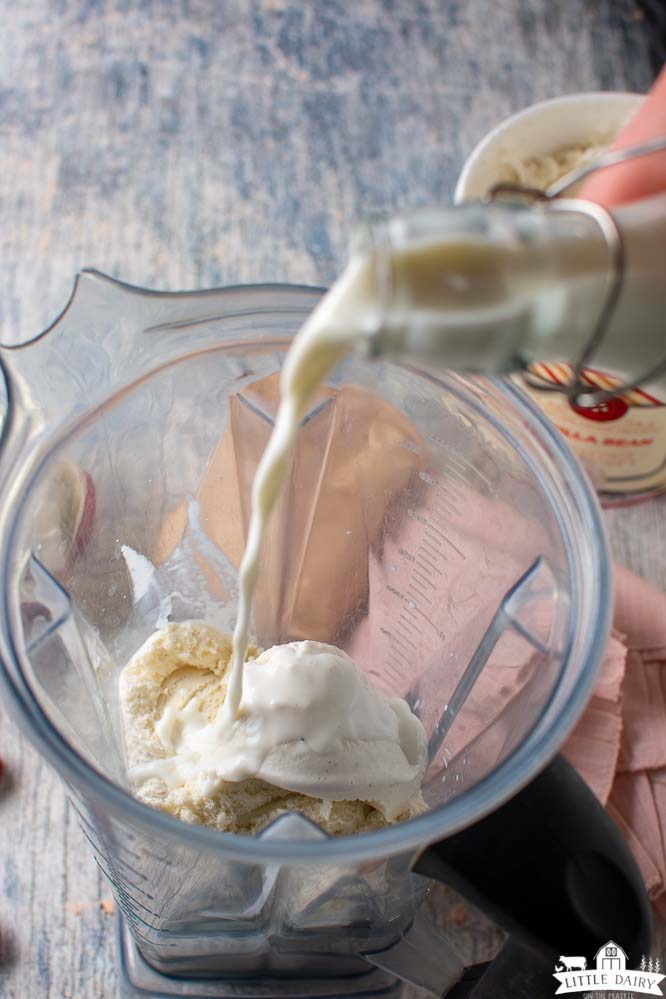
[0,2,664,996]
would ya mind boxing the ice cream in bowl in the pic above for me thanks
[454,91,643,202]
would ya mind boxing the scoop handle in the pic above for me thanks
[414,754,652,995]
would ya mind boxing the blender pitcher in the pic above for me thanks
[0,273,651,998]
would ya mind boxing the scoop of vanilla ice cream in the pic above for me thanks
[120,623,427,835]
[494,139,612,194]
[214,641,427,819]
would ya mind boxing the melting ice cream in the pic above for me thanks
[120,622,426,834]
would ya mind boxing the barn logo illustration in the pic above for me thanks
[553,941,664,995]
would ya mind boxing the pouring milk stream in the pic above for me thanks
[223,253,378,726]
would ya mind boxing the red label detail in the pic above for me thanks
[569,397,629,422]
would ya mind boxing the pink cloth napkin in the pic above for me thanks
[563,565,666,915]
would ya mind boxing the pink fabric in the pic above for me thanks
[344,458,666,907]
[564,564,666,910]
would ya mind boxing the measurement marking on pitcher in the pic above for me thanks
[387,625,410,645]
[436,493,463,518]
[441,534,465,560]
[440,454,472,478]
[388,659,410,682]
[409,572,428,593]
[390,632,411,653]
[443,466,470,489]
[385,645,407,671]
[411,602,439,628]
[398,611,416,625]
[425,520,465,560]
[397,625,417,644]
[416,554,442,576]
[443,451,471,475]
[88,860,160,916]
[424,525,444,543]
[450,462,492,492]
[389,639,414,664]
[386,652,406,675]
[424,529,447,555]
[424,517,449,541]
[422,452,465,501]
[396,617,414,634]
[402,600,424,625]
[389,635,414,663]
[414,548,434,568]
[413,569,435,590]
[408,588,432,608]
[385,662,405,686]
[431,502,457,530]
[398,615,418,634]
[420,538,441,562]
[425,446,465,477]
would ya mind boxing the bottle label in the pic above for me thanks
[513,363,666,496]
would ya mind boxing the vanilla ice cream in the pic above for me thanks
[494,140,610,193]
[120,621,427,835]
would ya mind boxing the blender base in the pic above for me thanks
[116,917,403,998]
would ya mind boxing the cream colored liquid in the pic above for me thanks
[222,253,379,728]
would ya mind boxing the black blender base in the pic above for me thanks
[116,916,404,998]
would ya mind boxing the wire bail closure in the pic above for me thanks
[485,136,666,407]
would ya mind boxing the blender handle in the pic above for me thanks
[414,754,652,993]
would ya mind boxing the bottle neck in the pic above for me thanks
[357,195,666,396]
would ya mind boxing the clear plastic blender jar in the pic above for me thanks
[0,275,651,997]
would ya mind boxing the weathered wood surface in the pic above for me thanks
[0,1,663,996]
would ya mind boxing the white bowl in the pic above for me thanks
[454,92,644,203]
